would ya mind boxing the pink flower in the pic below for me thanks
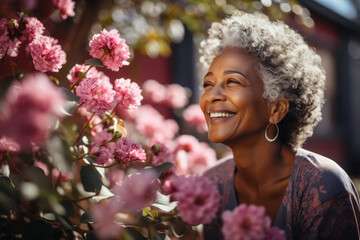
[0,34,21,58]
[221,204,278,240]
[134,105,179,145]
[52,0,75,20]
[67,64,103,84]
[172,134,199,152]
[115,137,146,164]
[91,199,123,239]
[114,78,143,110]
[0,136,20,152]
[142,79,167,104]
[28,35,66,72]
[107,169,125,187]
[0,73,65,149]
[165,84,188,109]
[168,175,221,225]
[173,135,216,175]
[183,104,207,133]
[0,18,21,58]
[75,76,116,114]
[89,29,130,71]
[151,144,175,179]
[21,16,44,42]
[113,170,159,211]
[266,227,286,240]
[90,130,116,166]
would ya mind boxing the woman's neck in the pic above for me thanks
[229,140,294,191]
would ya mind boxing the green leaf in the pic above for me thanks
[61,87,80,102]
[60,87,80,116]
[123,227,147,240]
[169,220,186,238]
[85,58,104,67]
[85,232,99,240]
[80,211,92,223]
[80,166,102,192]
[144,162,173,178]
[22,221,53,240]
[23,166,50,189]
[83,156,95,164]
[149,226,168,240]
[0,176,20,213]
[60,200,74,217]
[46,134,73,173]
[55,215,73,230]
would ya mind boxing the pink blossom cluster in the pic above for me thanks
[183,104,207,133]
[113,170,159,211]
[90,130,116,166]
[90,199,123,239]
[172,135,216,175]
[0,15,44,59]
[164,175,221,225]
[132,105,179,145]
[115,137,146,164]
[89,29,130,71]
[75,74,115,114]
[221,204,286,240]
[67,64,104,84]
[114,78,143,110]
[142,79,188,109]
[75,70,143,114]
[52,0,75,20]
[28,35,66,72]
[107,169,125,187]
[90,129,146,166]
[0,136,21,153]
[0,73,65,150]
[151,144,175,179]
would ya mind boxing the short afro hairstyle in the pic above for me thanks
[199,11,326,149]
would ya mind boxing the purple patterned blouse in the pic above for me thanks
[204,148,360,239]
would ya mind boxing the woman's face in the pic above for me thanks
[199,48,270,145]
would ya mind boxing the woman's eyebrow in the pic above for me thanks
[224,70,249,80]
[204,72,213,77]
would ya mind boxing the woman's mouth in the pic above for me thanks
[209,112,235,122]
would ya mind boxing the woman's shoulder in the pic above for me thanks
[294,148,357,199]
[204,154,234,185]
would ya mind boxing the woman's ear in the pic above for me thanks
[269,98,289,124]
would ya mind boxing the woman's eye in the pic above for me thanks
[203,82,212,88]
[227,79,240,85]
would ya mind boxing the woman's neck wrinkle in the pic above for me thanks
[232,142,282,189]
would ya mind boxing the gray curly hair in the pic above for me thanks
[199,11,326,149]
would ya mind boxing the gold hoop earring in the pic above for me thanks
[265,123,279,142]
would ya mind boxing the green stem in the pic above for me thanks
[69,52,106,91]
[69,65,94,91]
[73,160,118,169]
[0,47,9,71]
[74,113,95,146]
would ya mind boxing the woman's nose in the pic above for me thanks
[206,85,226,103]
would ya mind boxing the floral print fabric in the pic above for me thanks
[204,148,360,240]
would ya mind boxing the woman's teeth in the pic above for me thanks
[210,112,235,118]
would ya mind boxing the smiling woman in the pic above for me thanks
[199,11,360,240]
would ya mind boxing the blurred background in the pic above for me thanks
[1,0,359,175]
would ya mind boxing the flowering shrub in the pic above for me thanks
[221,204,286,240]
[0,8,285,240]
